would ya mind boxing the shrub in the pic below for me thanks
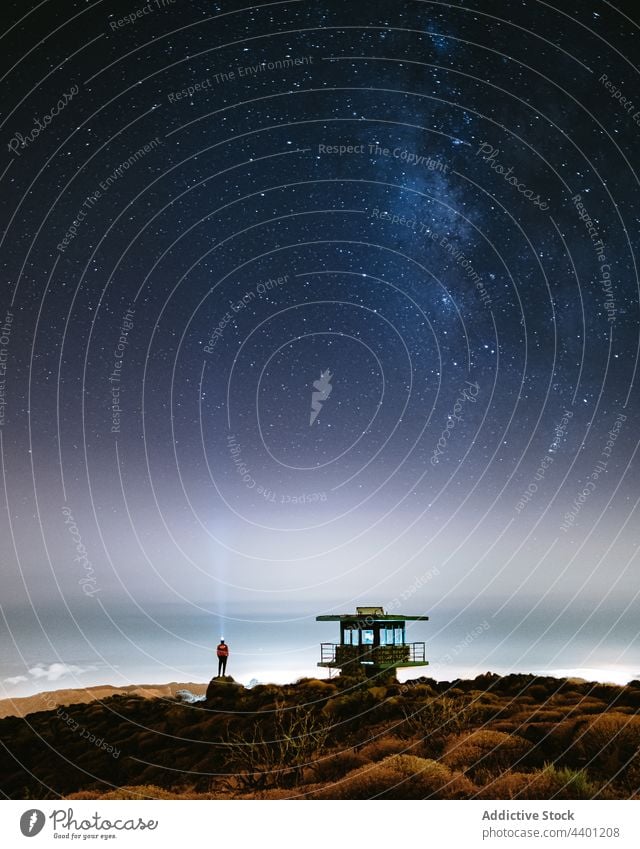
[402,695,480,740]
[399,683,438,699]
[314,754,474,799]
[479,765,600,800]
[543,717,580,762]
[571,713,640,788]
[322,688,376,722]
[294,679,337,700]
[309,749,367,783]
[442,730,533,777]
[242,786,311,799]
[225,703,330,791]
[512,709,567,724]
[64,791,102,800]
[620,686,640,709]
[527,683,558,701]
[98,785,190,799]
[625,758,640,797]
[359,734,411,761]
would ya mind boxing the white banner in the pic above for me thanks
[0,800,638,848]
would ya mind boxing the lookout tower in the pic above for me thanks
[317,605,428,679]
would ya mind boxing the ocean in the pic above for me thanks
[1,601,637,698]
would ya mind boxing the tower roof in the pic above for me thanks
[316,606,428,623]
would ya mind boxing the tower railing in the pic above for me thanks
[320,642,426,666]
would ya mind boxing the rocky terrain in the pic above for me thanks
[1,672,638,800]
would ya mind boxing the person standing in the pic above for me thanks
[216,639,229,677]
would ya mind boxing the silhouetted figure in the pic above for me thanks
[217,640,229,677]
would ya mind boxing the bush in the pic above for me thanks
[403,695,480,740]
[309,749,367,783]
[97,785,192,799]
[399,683,438,699]
[513,709,567,724]
[226,703,330,791]
[293,679,337,702]
[479,765,600,800]
[242,786,313,799]
[359,734,411,761]
[243,683,285,706]
[442,730,533,777]
[543,717,580,762]
[314,754,474,799]
[527,683,558,702]
[571,713,640,788]
[322,688,376,722]
[64,791,102,800]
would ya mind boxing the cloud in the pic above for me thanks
[26,663,97,682]
[534,666,635,686]
[3,663,99,688]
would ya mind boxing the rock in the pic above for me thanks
[205,675,243,701]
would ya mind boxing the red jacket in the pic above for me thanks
[216,643,229,657]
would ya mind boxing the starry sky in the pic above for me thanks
[1,0,639,695]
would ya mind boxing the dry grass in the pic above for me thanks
[478,765,600,800]
[313,754,474,799]
[442,729,532,777]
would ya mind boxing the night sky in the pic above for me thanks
[1,0,639,695]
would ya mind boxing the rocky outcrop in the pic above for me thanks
[205,675,245,702]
